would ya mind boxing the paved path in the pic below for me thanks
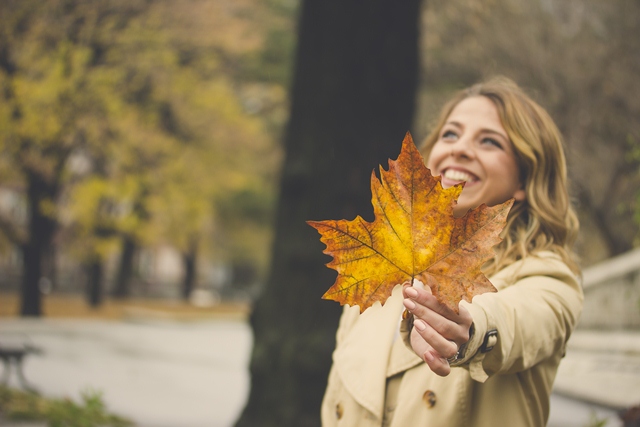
[0,318,251,427]
[0,318,634,427]
[554,330,640,411]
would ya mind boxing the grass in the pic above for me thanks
[0,292,250,321]
[0,386,133,427]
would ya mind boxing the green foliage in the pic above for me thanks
[88,0,287,281]
[585,410,610,427]
[627,134,640,233]
[215,182,277,277]
[0,386,132,427]
[0,0,290,298]
[241,28,297,85]
[219,187,275,227]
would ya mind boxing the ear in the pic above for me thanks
[513,188,526,202]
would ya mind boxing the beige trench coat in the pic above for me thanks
[321,252,583,427]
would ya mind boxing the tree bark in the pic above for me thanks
[112,235,136,298]
[20,173,58,316]
[181,238,198,301]
[235,1,421,426]
[86,259,104,307]
[20,242,44,316]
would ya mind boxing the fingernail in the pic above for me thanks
[414,319,426,331]
[405,287,418,298]
[424,351,434,362]
[403,299,416,310]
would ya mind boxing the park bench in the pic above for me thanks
[0,337,43,392]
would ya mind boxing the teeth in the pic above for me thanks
[444,169,473,182]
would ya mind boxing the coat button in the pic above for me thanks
[423,390,436,408]
[336,402,344,419]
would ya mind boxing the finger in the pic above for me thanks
[410,278,430,292]
[404,285,471,326]
[410,301,459,338]
[412,318,460,360]
[403,295,462,343]
[410,326,453,377]
[424,290,463,321]
[423,348,452,377]
[419,276,460,317]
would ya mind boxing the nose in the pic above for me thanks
[449,137,475,160]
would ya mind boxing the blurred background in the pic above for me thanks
[0,0,639,426]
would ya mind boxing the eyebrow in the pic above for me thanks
[445,121,509,141]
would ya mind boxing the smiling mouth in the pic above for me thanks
[443,169,477,183]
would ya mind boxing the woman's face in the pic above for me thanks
[426,96,525,217]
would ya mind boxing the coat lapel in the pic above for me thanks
[333,286,421,420]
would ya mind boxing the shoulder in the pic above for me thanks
[490,251,580,291]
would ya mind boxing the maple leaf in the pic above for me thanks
[307,132,513,313]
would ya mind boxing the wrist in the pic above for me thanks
[448,322,475,366]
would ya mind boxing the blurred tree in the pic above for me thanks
[1,0,283,312]
[235,0,421,425]
[0,0,148,315]
[65,176,120,306]
[112,0,282,299]
[416,0,640,264]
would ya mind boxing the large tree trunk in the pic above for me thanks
[20,242,44,316]
[235,1,421,426]
[20,174,57,316]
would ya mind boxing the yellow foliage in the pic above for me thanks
[0,0,285,279]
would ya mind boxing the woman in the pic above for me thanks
[321,77,583,427]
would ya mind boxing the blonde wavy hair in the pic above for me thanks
[420,77,580,276]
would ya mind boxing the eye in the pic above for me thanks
[441,130,458,141]
[481,137,503,149]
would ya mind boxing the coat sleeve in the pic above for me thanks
[457,254,584,382]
